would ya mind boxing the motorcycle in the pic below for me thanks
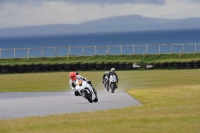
[103,76,110,92]
[75,80,98,103]
[109,74,118,93]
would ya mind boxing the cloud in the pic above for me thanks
[0,0,200,29]
[48,0,165,5]
[0,0,165,5]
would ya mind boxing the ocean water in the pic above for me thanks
[0,29,200,58]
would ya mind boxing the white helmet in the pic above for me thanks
[111,68,115,73]
[105,71,109,74]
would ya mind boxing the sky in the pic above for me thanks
[0,0,200,29]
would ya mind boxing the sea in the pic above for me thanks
[0,29,200,58]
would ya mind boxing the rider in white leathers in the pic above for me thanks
[69,71,97,97]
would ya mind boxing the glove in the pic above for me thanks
[87,80,91,85]
[72,82,76,88]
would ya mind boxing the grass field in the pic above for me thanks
[0,70,200,133]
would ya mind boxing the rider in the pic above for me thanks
[108,68,119,88]
[102,71,109,84]
[69,71,97,96]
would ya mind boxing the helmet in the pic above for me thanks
[111,68,115,73]
[69,72,76,81]
[105,71,109,75]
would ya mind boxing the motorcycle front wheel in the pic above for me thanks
[110,83,115,93]
[105,83,109,92]
[84,90,93,103]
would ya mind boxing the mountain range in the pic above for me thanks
[0,15,200,37]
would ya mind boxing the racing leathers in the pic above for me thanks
[69,75,97,96]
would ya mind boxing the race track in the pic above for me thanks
[0,90,141,120]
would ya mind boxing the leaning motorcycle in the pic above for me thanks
[109,74,117,93]
[75,80,98,103]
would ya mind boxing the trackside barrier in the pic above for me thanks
[1,61,200,74]
[0,43,200,59]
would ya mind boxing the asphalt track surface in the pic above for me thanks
[0,90,141,120]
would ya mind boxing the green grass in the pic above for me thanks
[0,72,68,92]
[0,70,200,133]
[1,69,200,92]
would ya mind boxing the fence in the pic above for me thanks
[0,43,200,59]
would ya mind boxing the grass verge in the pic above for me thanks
[0,70,200,133]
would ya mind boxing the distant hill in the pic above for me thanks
[0,15,200,37]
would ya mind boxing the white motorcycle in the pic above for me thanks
[109,74,118,93]
[75,80,98,103]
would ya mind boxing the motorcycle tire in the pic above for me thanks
[111,83,115,93]
[104,83,109,92]
[103,83,106,88]
[106,84,109,92]
[84,90,93,103]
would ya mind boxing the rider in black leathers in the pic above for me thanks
[108,68,119,88]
